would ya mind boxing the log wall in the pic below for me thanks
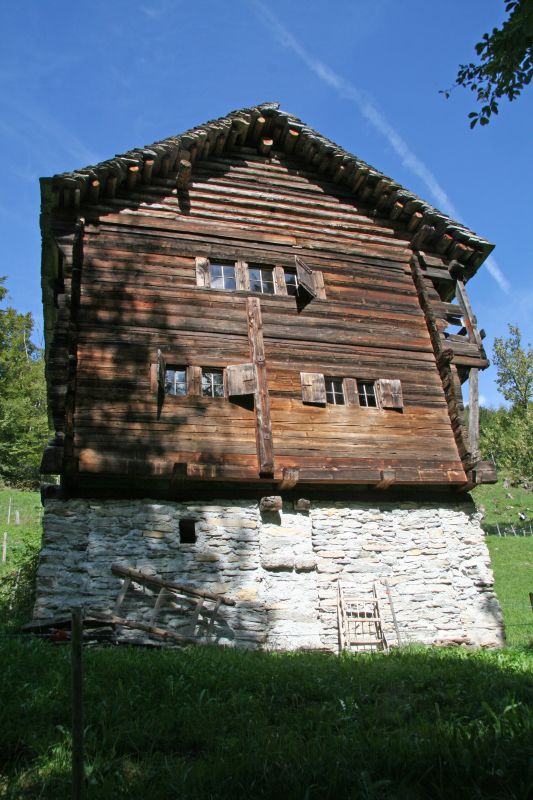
[46,147,482,488]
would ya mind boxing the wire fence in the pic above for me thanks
[484,520,533,537]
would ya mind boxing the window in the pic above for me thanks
[202,368,225,398]
[249,266,275,294]
[179,519,197,544]
[209,262,236,291]
[325,377,345,405]
[357,380,378,408]
[165,368,187,396]
[284,269,299,297]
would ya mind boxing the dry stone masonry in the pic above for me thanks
[34,497,505,649]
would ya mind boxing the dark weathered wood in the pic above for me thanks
[111,564,236,605]
[247,297,274,474]
[279,467,299,491]
[375,469,396,490]
[469,368,479,460]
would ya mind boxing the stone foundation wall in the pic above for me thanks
[34,497,505,649]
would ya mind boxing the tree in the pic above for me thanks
[493,324,533,411]
[0,278,49,488]
[443,0,533,126]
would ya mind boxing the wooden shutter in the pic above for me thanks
[313,269,326,300]
[235,260,249,291]
[227,363,256,396]
[273,265,287,295]
[196,257,210,287]
[187,365,202,396]
[300,372,326,404]
[377,379,403,410]
[295,256,317,298]
[156,349,166,392]
[343,378,359,406]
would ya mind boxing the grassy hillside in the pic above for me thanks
[472,480,533,647]
[1,641,532,799]
[0,489,42,629]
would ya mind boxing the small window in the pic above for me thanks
[325,377,345,405]
[249,266,275,295]
[179,519,197,544]
[284,269,299,297]
[209,262,236,291]
[357,380,378,408]
[202,368,225,398]
[165,367,187,396]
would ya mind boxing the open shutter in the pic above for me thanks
[156,349,166,393]
[227,363,256,396]
[196,257,210,287]
[300,372,326,404]
[273,265,287,295]
[187,365,202,396]
[295,256,317,298]
[343,378,359,406]
[235,260,250,291]
[377,379,403,410]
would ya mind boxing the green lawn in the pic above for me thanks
[1,641,532,799]
[0,487,532,798]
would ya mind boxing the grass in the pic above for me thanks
[0,486,532,797]
[473,481,533,533]
[0,489,42,629]
[486,537,533,647]
[0,640,532,799]
[472,479,533,648]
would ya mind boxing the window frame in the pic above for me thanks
[165,367,188,397]
[248,264,276,295]
[357,380,379,408]
[201,367,226,398]
[208,261,237,291]
[325,376,346,406]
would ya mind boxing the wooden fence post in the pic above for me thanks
[71,607,85,800]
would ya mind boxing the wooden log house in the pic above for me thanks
[35,104,503,650]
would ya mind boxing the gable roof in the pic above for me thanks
[41,102,493,277]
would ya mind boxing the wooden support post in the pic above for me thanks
[258,137,273,156]
[375,469,396,490]
[127,165,139,190]
[278,467,299,491]
[246,297,274,474]
[469,368,480,461]
[142,159,155,184]
[88,180,99,203]
[176,159,192,189]
[2,532,6,563]
[71,607,85,800]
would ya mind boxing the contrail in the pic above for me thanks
[250,1,510,293]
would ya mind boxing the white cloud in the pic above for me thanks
[250,1,510,294]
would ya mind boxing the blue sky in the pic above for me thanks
[1,0,531,407]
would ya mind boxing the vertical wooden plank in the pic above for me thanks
[469,368,480,460]
[195,257,210,287]
[273,265,287,295]
[343,378,359,406]
[300,372,326,404]
[71,607,85,800]
[187,365,202,397]
[235,260,250,291]
[246,297,274,474]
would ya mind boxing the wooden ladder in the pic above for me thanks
[337,580,389,653]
